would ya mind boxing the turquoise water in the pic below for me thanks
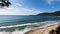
[0,16,60,32]
[0,16,60,26]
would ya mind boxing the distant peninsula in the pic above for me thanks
[31,11,60,16]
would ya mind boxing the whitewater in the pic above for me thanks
[0,21,59,34]
[0,0,59,34]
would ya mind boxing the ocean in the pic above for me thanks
[0,15,60,34]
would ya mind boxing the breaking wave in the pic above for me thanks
[0,21,60,34]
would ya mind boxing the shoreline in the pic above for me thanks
[24,23,60,34]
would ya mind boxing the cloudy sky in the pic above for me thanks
[0,0,60,15]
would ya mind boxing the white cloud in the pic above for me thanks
[46,0,60,4]
[15,3,22,7]
[0,0,42,15]
[0,7,42,15]
[9,0,23,8]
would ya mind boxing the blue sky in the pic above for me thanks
[0,0,60,15]
[17,0,60,12]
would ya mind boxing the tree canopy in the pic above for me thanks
[0,0,11,8]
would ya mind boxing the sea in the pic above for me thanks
[0,15,60,34]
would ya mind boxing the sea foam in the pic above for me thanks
[0,21,59,34]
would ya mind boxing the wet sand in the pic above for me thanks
[25,23,59,34]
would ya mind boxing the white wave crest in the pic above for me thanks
[0,21,60,28]
[0,21,60,34]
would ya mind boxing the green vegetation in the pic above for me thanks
[0,0,11,8]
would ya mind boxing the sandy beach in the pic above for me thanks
[25,23,59,34]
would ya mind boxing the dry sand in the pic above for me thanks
[25,24,59,34]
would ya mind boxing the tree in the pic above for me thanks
[0,0,11,7]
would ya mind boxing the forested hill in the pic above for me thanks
[36,11,60,16]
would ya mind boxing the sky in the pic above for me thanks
[0,0,60,15]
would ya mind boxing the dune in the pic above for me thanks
[25,23,59,34]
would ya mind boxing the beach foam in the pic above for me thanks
[0,21,59,28]
[0,21,59,34]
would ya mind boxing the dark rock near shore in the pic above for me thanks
[49,25,60,34]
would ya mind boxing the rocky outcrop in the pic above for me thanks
[49,25,60,34]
